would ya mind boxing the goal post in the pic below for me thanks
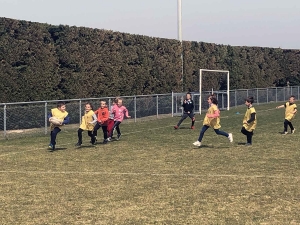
[199,69,230,114]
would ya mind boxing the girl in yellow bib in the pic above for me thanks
[193,95,233,147]
[75,103,97,146]
[241,97,257,146]
[276,95,297,135]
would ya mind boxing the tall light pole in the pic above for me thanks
[178,0,184,92]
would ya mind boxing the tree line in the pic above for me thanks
[0,17,299,103]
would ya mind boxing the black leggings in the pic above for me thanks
[93,123,108,140]
[77,128,94,143]
[241,127,253,144]
[284,119,294,132]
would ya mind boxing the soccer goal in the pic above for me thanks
[199,69,230,114]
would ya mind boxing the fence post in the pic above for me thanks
[298,86,299,100]
[266,88,269,103]
[4,104,7,138]
[283,87,285,101]
[234,90,237,108]
[134,96,137,122]
[172,92,174,117]
[79,100,82,125]
[256,88,259,105]
[276,87,277,102]
[156,95,159,118]
[45,102,48,135]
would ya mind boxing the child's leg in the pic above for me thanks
[188,113,195,127]
[101,126,108,140]
[93,123,101,137]
[115,121,122,135]
[284,119,289,132]
[176,113,189,127]
[50,127,61,147]
[241,127,247,136]
[198,125,209,142]
[87,130,95,143]
[247,132,253,144]
[77,128,84,144]
[288,120,294,131]
[214,129,229,138]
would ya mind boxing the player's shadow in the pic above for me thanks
[194,145,230,149]
[75,145,97,149]
[49,147,67,152]
[178,127,193,129]
[237,142,247,145]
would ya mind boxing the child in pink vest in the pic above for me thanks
[108,98,131,141]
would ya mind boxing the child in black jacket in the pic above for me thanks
[174,92,195,129]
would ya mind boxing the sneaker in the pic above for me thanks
[174,125,179,129]
[107,137,112,142]
[117,134,121,140]
[191,126,195,129]
[75,142,82,147]
[282,131,288,135]
[103,140,108,144]
[48,143,55,151]
[193,141,201,147]
[245,143,252,146]
[228,133,233,142]
[292,129,296,134]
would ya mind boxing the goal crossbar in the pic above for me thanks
[199,69,230,114]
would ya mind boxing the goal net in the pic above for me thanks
[199,69,230,114]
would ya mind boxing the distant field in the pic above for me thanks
[1,102,299,224]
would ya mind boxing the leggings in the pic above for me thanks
[198,125,229,142]
[241,127,253,144]
[284,119,294,132]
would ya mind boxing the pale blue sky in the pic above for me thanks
[1,0,299,49]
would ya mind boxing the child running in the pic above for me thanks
[276,95,297,135]
[193,95,233,147]
[48,102,70,151]
[241,97,257,146]
[174,92,195,129]
[75,103,97,146]
[93,101,110,144]
[108,98,131,141]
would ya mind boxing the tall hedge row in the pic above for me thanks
[0,17,299,103]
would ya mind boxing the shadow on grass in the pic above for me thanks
[237,142,247,145]
[193,145,230,149]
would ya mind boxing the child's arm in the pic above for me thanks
[276,104,285,109]
[244,113,256,124]
[207,110,220,118]
[101,109,109,124]
[62,116,70,125]
[124,107,131,118]
[89,114,97,124]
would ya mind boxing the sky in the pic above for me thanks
[0,0,300,49]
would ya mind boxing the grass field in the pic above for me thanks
[1,102,300,224]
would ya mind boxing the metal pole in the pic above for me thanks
[199,69,202,114]
[172,91,174,117]
[178,0,183,91]
[227,72,230,110]
[134,96,137,122]
[4,104,6,138]
[156,95,159,118]
[45,102,47,135]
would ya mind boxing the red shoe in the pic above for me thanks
[191,126,195,129]
[174,125,179,129]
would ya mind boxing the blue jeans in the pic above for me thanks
[198,125,229,142]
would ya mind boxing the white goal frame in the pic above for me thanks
[199,69,230,114]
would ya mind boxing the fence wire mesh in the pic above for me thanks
[1,87,299,139]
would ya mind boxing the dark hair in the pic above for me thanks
[290,95,296,99]
[85,102,93,110]
[57,101,66,108]
[208,95,218,105]
[245,96,254,104]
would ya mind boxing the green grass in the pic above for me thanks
[1,102,300,224]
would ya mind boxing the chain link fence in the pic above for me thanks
[1,86,299,139]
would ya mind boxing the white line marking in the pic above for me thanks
[0,170,298,179]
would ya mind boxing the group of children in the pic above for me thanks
[174,92,297,147]
[48,93,297,151]
[48,97,131,151]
